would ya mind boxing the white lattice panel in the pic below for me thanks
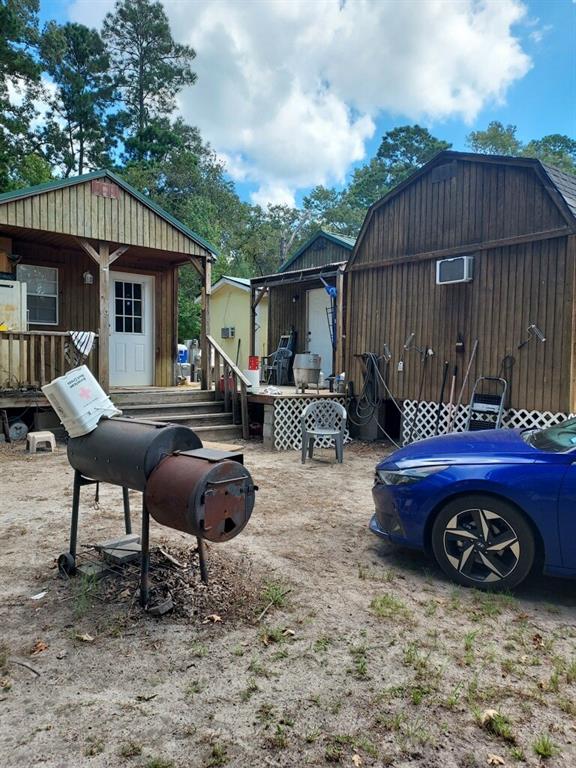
[402,400,575,446]
[273,397,350,451]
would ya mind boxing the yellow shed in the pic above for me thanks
[210,276,268,371]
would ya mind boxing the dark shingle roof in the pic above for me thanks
[541,163,576,218]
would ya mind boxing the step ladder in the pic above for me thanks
[465,377,507,431]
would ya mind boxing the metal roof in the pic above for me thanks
[0,169,218,256]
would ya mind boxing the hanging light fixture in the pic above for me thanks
[83,270,94,285]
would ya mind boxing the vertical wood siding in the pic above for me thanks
[0,181,208,257]
[345,238,573,413]
[267,278,336,356]
[285,239,351,271]
[12,240,177,387]
[353,161,567,266]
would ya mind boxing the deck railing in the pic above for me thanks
[206,334,250,439]
[0,331,99,390]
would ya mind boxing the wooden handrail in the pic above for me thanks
[206,335,251,386]
[206,334,250,439]
[0,330,99,338]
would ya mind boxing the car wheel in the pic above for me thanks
[431,495,535,590]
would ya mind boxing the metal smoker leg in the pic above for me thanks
[69,469,82,560]
[140,498,150,607]
[197,537,209,584]
[122,487,132,534]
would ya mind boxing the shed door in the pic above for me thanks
[110,272,154,386]
[306,287,333,375]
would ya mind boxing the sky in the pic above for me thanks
[39,0,576,208]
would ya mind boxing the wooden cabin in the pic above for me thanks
[345,151,576,437]
[0,169,217,401]
[250,230,355,377]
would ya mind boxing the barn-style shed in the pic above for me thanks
[250,229,355,377]
[0,170,215,395]
[345,151,576,439]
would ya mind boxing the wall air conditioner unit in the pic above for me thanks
[220,327,236,339]
[436,255,474,285]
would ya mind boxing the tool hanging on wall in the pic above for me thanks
[407,345,434,443]
[397,332,415,372]
[456,333,465,355]
[449,338,479,430]
[445,365,458,434]
[434,361,450,436]
[518,323,546,350]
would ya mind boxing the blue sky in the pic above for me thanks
[39,0,575,207]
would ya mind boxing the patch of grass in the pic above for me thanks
[410,685,429,705]
[479,711,515,743]
[118,741,142,759]
[248,658,273,678]
[145,760,175,768]
[261,582,289,609]
[271,648,289,661]
[370,593,409,620]
[469,590,516,620]
[206,742,228,767]
[84,737,104,757]
[239,678,259,702]
[304,730,320,743]
[267,724,288,750]
[231,645,244,657]
[464,630,478,666]
[0,643,9,672]
[532,734,559,759]
[256,702,276,724]
[73,573,98,619]
[325,743,343,763]
[313,636,332,653]
[510,746,526,762]
[349,644,369,679]
[190,643,207,658]
[444,682,463,709]
[185,679,204,697]
[547,670,560,693]
[558,697,576,716]
[565,659,576,684]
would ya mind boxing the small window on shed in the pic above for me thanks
[17,264,59,325]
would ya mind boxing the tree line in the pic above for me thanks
[1,0,574,339]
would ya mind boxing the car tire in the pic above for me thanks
[431,495,535,591]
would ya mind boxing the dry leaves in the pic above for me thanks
[532,633,544,649]
[203,614,222,624]
[487,755,505,766]
[352,755,363,767]
[30,640,48,656]
[75,632,94,643]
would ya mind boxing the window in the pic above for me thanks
[17,265,59,325]
[114,280,143,334]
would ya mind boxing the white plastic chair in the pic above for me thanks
[301,400,347,464]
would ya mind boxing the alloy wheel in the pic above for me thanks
[443,507,520,584]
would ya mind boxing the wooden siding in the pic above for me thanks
[286,238,351,271]
[345,237,574,413]
[267,278,336,358]
[12,240,177,387]
[352,161,568,267]
[0,181,207,257]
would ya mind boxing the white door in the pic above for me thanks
[110,272,154,386]
[306,287,333,375]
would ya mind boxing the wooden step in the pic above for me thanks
[149,412,234,427]
[111,388,215,406]
[120,401,223,417]
[191,424,244,442]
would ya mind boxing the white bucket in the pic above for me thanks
[41,365,121,438]
[243,369,260,392]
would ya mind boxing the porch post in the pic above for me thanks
[335,266,345,376]
[249,284,256,357]
[98,242,111,393]
[200,259,211,390]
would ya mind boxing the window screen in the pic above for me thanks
[114,280,143,334]
[17,265,58,325]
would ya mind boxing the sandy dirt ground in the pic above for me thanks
[0,439,575,768]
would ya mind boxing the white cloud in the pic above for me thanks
[69,0,532,206]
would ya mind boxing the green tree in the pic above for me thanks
[0,0,43,190]
[466,121,522,156]
[523,134,576,174]
[376,124,452,186]
[39,21,117,176]
[102,0,197,161]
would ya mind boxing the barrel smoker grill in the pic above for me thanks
[60,418,257,609]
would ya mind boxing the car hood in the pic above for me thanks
[379,429,565,469]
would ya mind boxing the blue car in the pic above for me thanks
[370,422,576,590]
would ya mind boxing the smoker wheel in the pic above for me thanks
[58,552,76,577]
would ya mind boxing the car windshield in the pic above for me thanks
[524,417,576,452]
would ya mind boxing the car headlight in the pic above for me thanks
[375,465,448,485]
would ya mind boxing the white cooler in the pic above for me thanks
[42,366,121,438]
